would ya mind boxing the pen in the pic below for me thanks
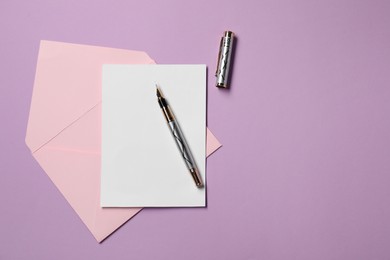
[156,85,204,188]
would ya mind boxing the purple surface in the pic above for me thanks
[1,0,390,259]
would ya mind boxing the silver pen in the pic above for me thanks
[156,85,203,188]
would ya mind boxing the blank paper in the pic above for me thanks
[101,65,206,207]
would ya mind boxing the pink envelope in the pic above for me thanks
[25,41,222,242]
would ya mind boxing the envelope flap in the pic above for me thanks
[26,40,155,153]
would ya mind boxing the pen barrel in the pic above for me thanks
[215,31,234,88]
[168,121,202,186]
[168,121,197,169]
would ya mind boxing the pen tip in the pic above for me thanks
[156,85,162,98]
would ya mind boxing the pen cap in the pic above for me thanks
[215,31,235,88]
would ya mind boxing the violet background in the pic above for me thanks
[1,0,390,259]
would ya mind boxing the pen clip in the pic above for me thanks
[215,37,223,76]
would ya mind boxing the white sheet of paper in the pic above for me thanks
[101,65,206,207]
